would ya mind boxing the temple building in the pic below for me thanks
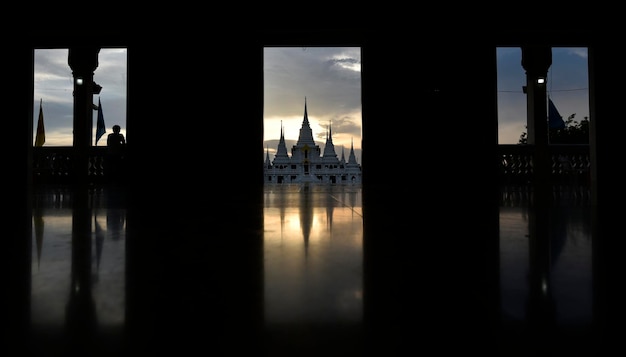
[264,99,362,184]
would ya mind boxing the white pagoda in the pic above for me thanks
[264,98,361,184]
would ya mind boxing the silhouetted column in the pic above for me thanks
[588,40,626,353]
[521,45,556,344]
[5,40,35,353]
[68,47,100,184]
[66,47,100,354]
[522,46,552,198]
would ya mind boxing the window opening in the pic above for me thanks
[263,46,362,185]
[496,47,589,145]
[34,48,127,147]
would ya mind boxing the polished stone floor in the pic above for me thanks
[14,183,605,356]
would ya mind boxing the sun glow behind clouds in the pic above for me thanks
[264,47,362,162]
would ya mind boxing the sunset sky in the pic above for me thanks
[497,46,589,145]
[33,46,589,158]
[34,48,127,147]
[263,46,363,163]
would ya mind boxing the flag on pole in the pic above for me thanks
[548,97,566,129]
[95,97,106,145]
[35,98,45,147]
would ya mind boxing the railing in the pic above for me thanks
[32,145,591,186]
[498,144,591,206]
[497,144,591,186]
[33,146,122,184]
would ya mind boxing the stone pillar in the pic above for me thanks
[522,46,551,147]
[588,40,626,353]
[66,47,100,352]
[521,46,552,199]
[68,47,100,183]
[521,45,556,341]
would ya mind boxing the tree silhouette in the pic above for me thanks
[518,114,589,144]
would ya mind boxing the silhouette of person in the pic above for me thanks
[106,124,126,181]
[107,124,126,149]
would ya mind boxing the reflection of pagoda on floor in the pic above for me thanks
[264,98,362,184]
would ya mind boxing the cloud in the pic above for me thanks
[264,46,362,161]
[497,47,589,144]
[34,48,127,146]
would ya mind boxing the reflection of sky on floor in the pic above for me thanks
[499,204,593,326]
[263,184,363,326]
[29,184,592,337]
[31,206,126,329]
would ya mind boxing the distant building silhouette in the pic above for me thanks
[264,99,361,184]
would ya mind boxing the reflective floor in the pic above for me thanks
[17,183,604,356]
[263,184,363,326]
[498,187,594,344]
[31,191,126,326]
[500,199,593,328]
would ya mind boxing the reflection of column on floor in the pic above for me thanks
[299,183,313,253]
[325,186,335,232]
[66,185,97,354]
[526,204,556,338]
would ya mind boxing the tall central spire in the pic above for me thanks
[296,97,316,146]
[264,96,362,184]
[303,96,310,126]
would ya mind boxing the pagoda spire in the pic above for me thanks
[322,120,339,163]
[347,137,359,166]
[273,120,291,165]
[303,96,309,125]
[265,146,272,168]
[296,97,316,146]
